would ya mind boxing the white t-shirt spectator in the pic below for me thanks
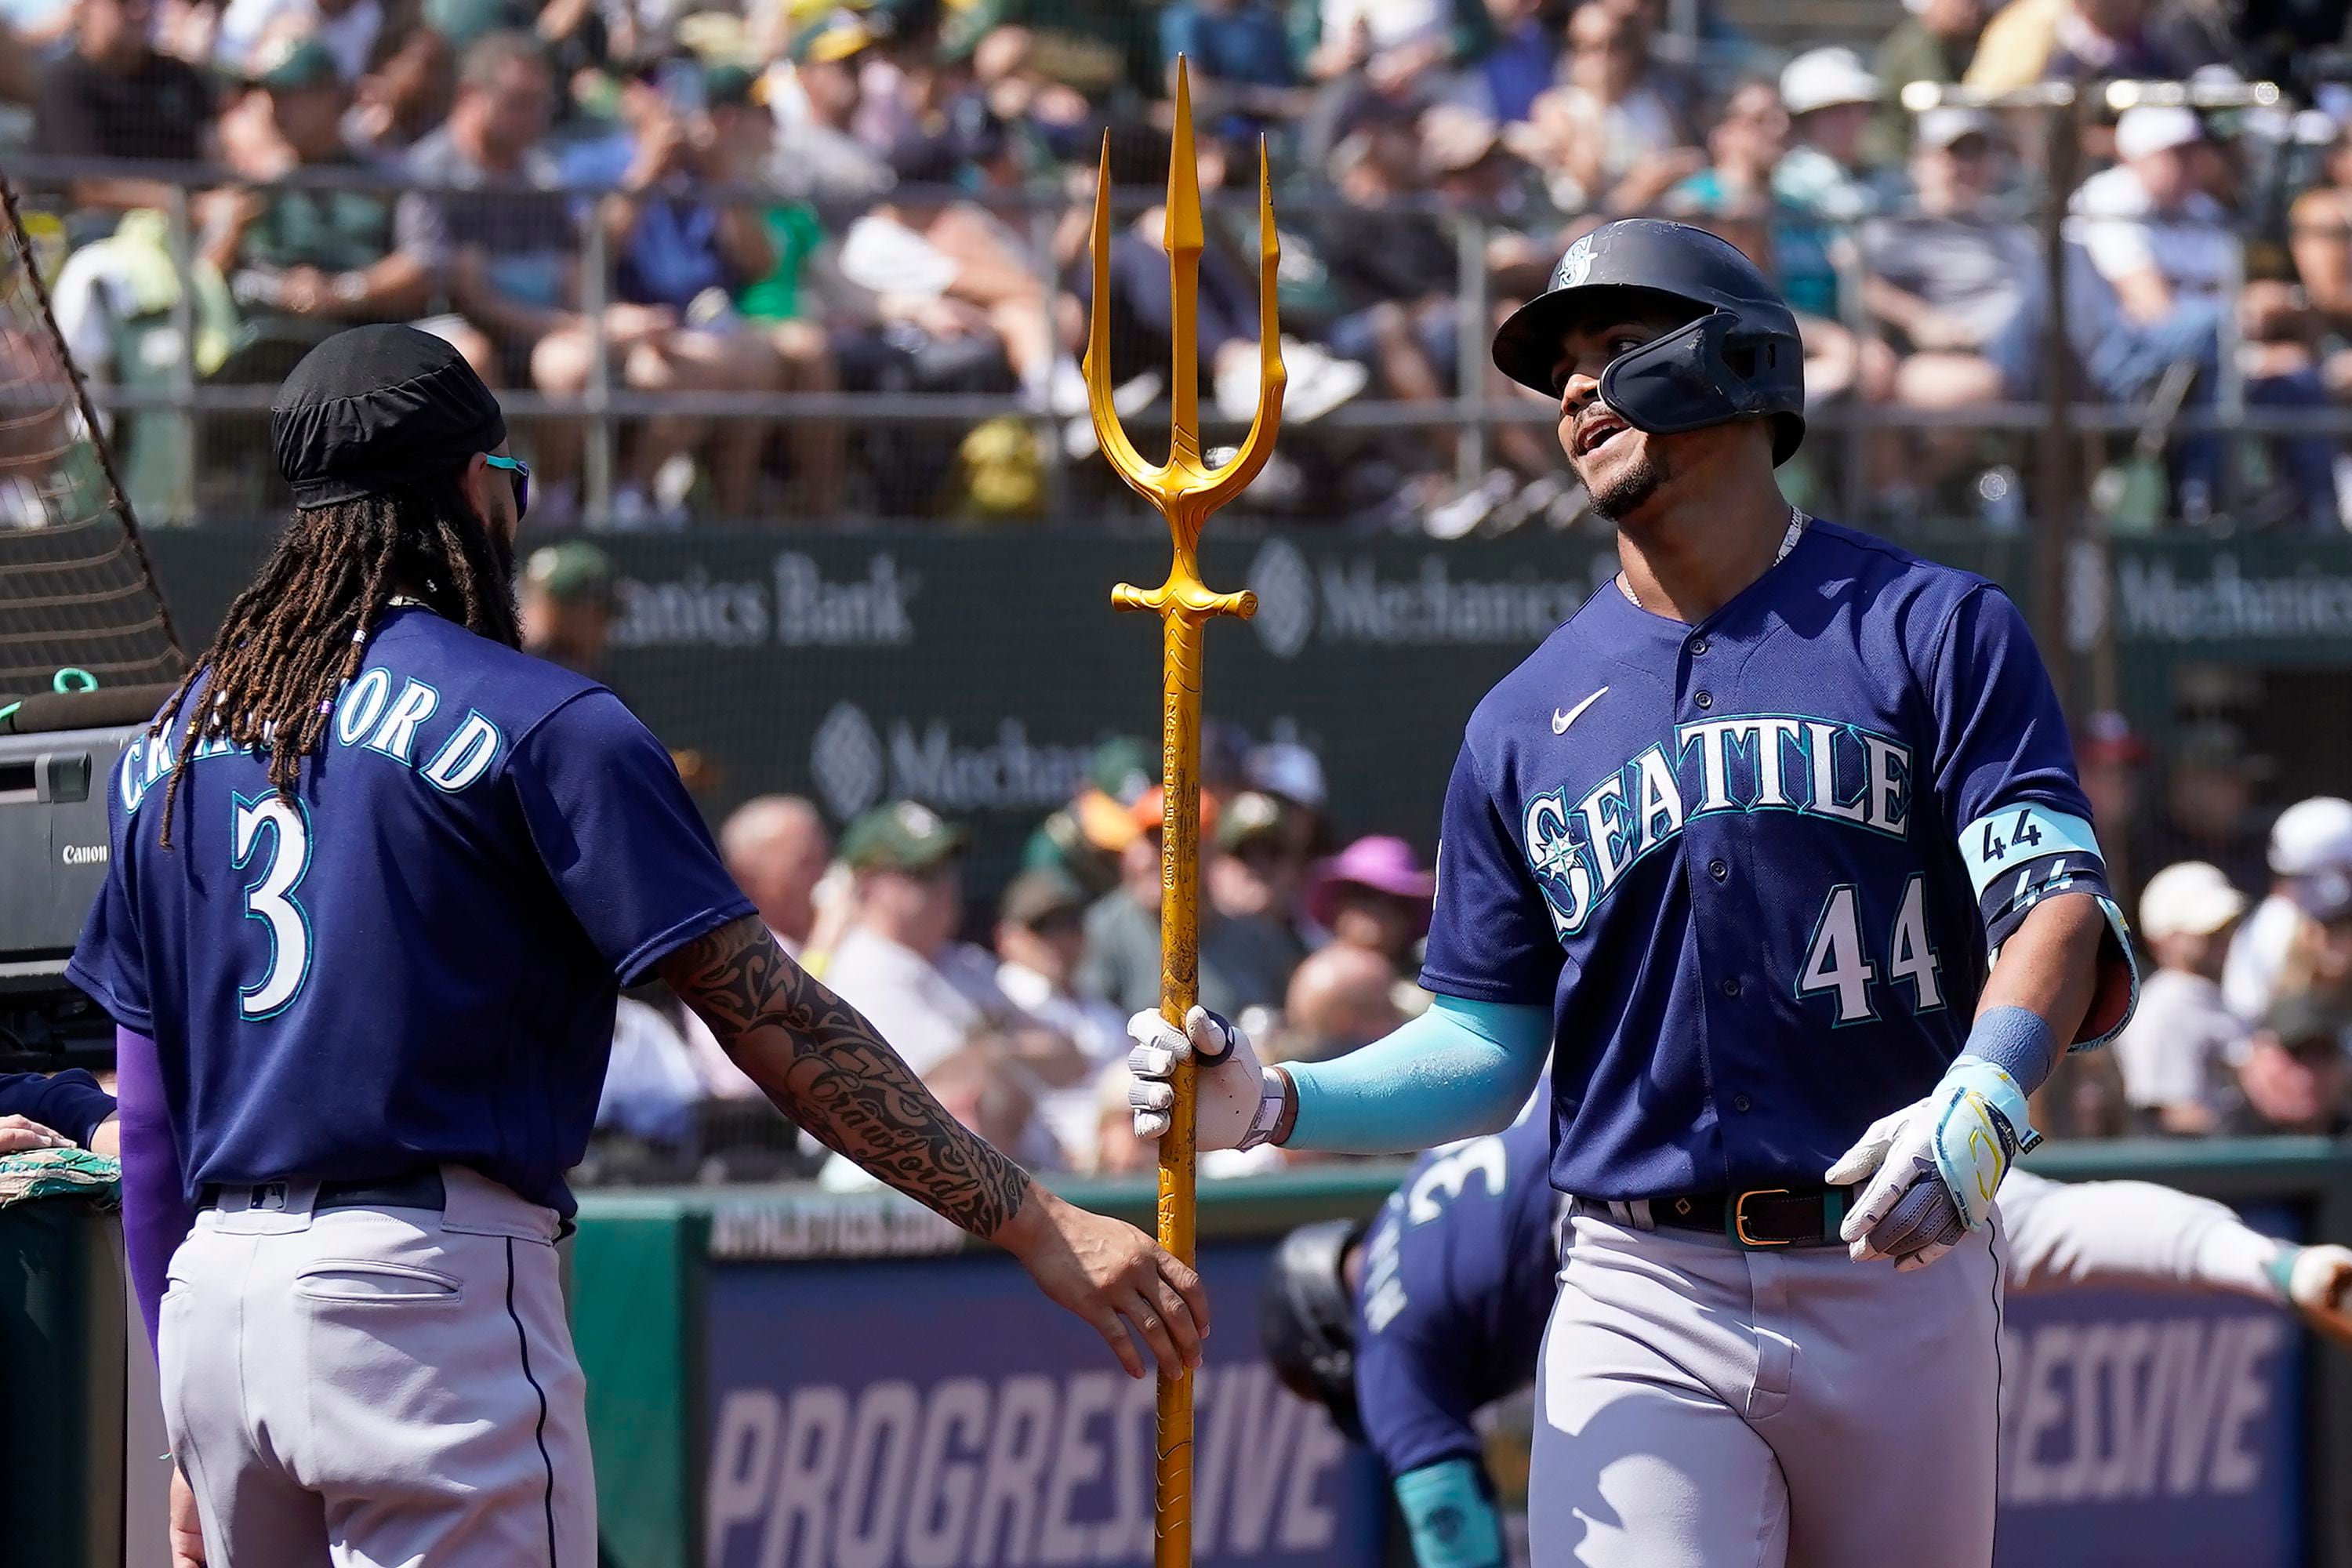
[1321,0,1447,52]
[999,960,1127,1168]
[2113,967,2248,1120]
[2067,165,2237,303]
[823,926,1013,1076]
[2222,891,2303,1023]
[596,998,705,1145]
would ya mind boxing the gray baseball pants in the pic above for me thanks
[1529,1208,2005,1568]
[158,1165,595,1566]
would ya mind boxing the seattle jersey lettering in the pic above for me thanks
[1525,713,1913,936]
[114,669,506,815]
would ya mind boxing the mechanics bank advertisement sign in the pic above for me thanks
[1994,1287,2301,1568]
[701,1243,1381,1568]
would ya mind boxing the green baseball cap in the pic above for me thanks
[1000,867,1087,928]
[1216,789,1287,852]
[791,11,875,64]
[523,540,616,608]
[1087,735,1154,806]
[703,62,760,108]
[841,800,967,872]
[253,37,342,90]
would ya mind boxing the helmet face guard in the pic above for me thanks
[1599,310,1778,439]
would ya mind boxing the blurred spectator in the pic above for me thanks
[518,540,617,677]
[1867,0,1986,165]
[996,869,1126,1167]
[2136,720,2270,894]
[1278,942,1407,1065]
[2288,120,2352,365]
[825,800,1090,1092]
[2115,860,2249,1134]
[1089,1064,1152,1176]
[33,0,215,225]
[1312,123,1456,430]
[2076,710,2151,896]
[566,60,789,521]
[1308,835,1436,971]
[764,19,894,198]
[1515,1,1697,212]
[1303,0,1483,103]
[1856,109,2036,484]
[1158,0,1304,132]
[1665,77,1788,225]
[593,995,705,1157]
[2072,107,2233,327]
[1247,741,1332,851]
[1079,786,1302,1020]
[1775,49,1896,220]
[205,42,424,343]
[347,24,456,158]
[1211,790,1316,949]
[1477,0,1555,126]
[1964,0,2183,93]
[920,1044,1060,1169]
[213,0,381,83]
[2,0,70,54]
[1022,735,1153,901]
[2218,993,2352,1136]
[2223,797,2352,1022]
[720,794,833,955]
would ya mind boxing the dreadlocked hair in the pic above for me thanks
[151,479,520,848]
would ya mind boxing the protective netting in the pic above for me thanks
[0,175,183,701]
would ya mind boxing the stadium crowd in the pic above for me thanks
[10,0,2352,528]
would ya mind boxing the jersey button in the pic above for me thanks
[1722,977,1741,996]
[1733,1093,1752,1112]
[1694,689,1713,710]
[1690,636,1709,656]
[1708,858,1728,880]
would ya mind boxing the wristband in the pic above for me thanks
[1235,1067,1287,1151]
[1393,1458,1504,1568]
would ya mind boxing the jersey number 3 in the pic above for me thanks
[232,793,313,1020]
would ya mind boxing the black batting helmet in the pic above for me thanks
[1260,1219,1366,1440]
[1490,219,1806,465]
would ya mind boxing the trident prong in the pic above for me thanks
[1085,56,1285,1568]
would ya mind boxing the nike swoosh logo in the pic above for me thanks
[1552,686,1608,735]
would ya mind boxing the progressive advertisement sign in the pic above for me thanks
[700,1242,1383,1568]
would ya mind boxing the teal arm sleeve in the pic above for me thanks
[1393,1458,1505,1568]
[1285,995,1551,1153]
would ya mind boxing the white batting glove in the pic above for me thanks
[2289,1243,2352,1345]
[1828,1065,2035,1272]
[1126,1006,1266,1150]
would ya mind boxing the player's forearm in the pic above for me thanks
[2002,1177,2285,1303]
[1275,996,1550,1152]
[1392,1458,1505,1568]
[660,915,1033,1240]
[1971,893,2105,1093]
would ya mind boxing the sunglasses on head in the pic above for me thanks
[484,454,531,521]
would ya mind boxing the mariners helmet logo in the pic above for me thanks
[1557,234,1596,289]
[811,701,884,821]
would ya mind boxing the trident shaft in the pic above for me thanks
[1087,57,1284,1568]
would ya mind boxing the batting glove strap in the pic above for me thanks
[1929,1054,2039,1232]
[1234,1067,1288,1151]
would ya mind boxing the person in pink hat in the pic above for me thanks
[1308,837,1437,970]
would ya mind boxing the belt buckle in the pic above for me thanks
[1732,1187,1792,1248]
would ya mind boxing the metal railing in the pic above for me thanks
[8,121,2348,540]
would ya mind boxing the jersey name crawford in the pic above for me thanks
[1525,713,1914,935]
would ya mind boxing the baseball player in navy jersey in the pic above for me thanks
[1257,1110,2352,1568]
[1130,219,2137,1566]
[68,325,1207,1568]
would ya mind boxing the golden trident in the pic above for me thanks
[1087,57,1283,1568]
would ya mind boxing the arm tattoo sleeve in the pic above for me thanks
[660,916,1033,1238]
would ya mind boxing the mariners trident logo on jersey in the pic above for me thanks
[1525,713,1915,936]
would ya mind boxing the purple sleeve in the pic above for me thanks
[115,1025,191,1359]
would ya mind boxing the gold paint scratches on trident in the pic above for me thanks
[1087,57,1283,1568]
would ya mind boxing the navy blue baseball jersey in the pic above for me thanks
[67,605,754,1214]
[1355,1109,1559,1479]
[1420,521,2132,1202]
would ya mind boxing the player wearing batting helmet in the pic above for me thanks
[71,325,1207,1568]
[1131,219,2137,1567]
[1262,1109,2352,1568]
